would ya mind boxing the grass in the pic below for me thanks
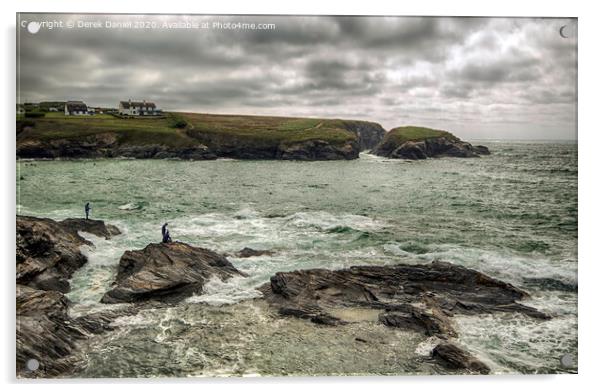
[16,112,364,149]
[386,126,458,144]
[17,114,199,148]
[181,112,356,145]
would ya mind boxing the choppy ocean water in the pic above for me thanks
[16,141,577,376]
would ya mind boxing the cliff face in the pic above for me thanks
[185,129,360,160]
[371,126,490,159]
[338,120,386,151]
[16,132,217,160]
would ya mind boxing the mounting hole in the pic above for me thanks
[560,353,575,368]
[25,358,40,372]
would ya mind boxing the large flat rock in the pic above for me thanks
[101,242,245,304]
[260,261,550,331]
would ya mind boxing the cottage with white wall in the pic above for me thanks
[118,100,160,116]
[64,101,89,115]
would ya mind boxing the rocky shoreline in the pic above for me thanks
[16,136,361,161]
[15,215,547,378]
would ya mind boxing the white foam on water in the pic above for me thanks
[414,336,442,356]
[186,276,263,306]
[118,202,145,211]
[454,311,577,374]
[359,152,411,164]
[383,239,578,374]
[283,210,385,232]
[383,241,577,288]
[161,208,389,260]
[67,228,137,309]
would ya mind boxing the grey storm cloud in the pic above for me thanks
[17,14,577,139]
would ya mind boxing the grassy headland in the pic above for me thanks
[16,112,383,160]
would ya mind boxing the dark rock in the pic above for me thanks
[260,261,550,332]
[373,136,489,160]
[277,139,359,160]
[431,342,491,374]
[473,145,491,155]
[59,218,121,239]
[101,241,246,304]
[16,285,138,378]
[16,285,83,377]
[16,216,120,293]
[235,247,275,258]
[522,277,577,292]
[278,306,344,326]
[16,133,216,161]
[114,144,216,160]
[378,303,457,338]
[390,141,429,159]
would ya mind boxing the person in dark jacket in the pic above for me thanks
[162,224,172,243]
[85,202,91,220]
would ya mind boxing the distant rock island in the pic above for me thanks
[371,126,490,159]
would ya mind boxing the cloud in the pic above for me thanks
[17,14,577,139]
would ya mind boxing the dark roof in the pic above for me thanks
[65,101,88,112]
[120,101,157,109]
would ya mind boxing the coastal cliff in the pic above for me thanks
[16,113,386,161]
[371,126,490,159]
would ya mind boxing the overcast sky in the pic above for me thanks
[17,14,577,140]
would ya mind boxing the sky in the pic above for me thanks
[17,14,577,140]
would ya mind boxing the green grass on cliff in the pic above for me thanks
[17,114,199,148]
[181,113,356,145]
[385,126,458,144]
[17,112,360,148]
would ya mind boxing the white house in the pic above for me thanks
[118,100,160,116]
[64,101,89,115]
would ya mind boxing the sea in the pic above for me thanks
[16,141,578,377]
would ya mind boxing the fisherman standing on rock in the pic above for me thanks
[85,202,91,220]
[162,223,172,243]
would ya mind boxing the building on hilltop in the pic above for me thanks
[118,100,160,116]
[64,101,89,116]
